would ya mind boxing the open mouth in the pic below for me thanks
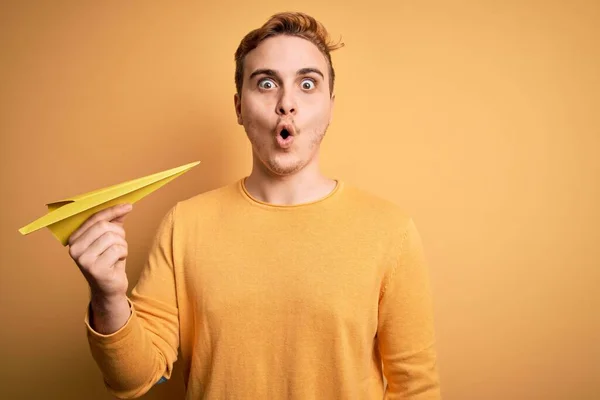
[280,129,290,139]
[276,124,295,148]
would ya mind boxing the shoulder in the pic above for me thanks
[340,183,414,230]
[339,183,426,262]
[166,180,240,221]
[341,184,428,268]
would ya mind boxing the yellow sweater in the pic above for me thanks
[84,178,441,399]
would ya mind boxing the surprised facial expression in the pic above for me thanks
[235,35,335,176]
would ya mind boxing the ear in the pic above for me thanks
[329,93,335,125]
[234,93,243,125]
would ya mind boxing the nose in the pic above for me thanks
[276,89,297,116]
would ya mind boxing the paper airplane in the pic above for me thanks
[18,161,200,246]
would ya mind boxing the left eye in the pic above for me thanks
[258,79,276,89]
[301,79,315,90]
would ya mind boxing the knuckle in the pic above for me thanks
[78,253,94,270]
[86,214,101,227]
[105,231,121,243]
[68,244,78,259]
[108,247,121,260]
[103,244,127,264]
[98,220,111,232]
[107,243,122,255]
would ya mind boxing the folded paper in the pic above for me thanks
[18,161,200,246]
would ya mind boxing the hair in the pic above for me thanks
[234,12,344,97]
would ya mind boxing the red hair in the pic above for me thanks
[234,12,344,96]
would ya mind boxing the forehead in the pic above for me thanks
[244,35,329,77]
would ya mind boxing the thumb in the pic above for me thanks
[111,207,133,225]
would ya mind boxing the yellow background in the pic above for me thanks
[1,1,598,399]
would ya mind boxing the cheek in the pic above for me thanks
[302,99,331,129]
[241,100,270,140]
[303,94,329,115]
[242,101,275,134]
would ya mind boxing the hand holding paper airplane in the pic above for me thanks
[18,161,200,246]
[66,202,135,334]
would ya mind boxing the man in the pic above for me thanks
[68,11,441,399]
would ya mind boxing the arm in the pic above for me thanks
[84,206,180,399]
[88,293,131,334]
[378,218,441,399]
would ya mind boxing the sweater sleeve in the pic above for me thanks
[378,218,441,399]
[84,205,180,399]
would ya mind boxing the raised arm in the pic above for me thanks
[69,204,180,399]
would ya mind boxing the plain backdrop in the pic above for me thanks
[1,1,598,399]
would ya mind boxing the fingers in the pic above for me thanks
[94,244,128,272]
[69,203,132,245]
[76,231,128,270]
[112,214,128,225]
[69,222,127,262]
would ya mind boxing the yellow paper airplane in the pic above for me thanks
[18,160,200,246]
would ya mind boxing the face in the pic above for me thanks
[234,35,335,176]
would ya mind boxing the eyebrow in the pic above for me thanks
[249,69,279,80]
[297,68,324,79]
[249,67,325,81]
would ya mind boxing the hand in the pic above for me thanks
[68,203,133,299]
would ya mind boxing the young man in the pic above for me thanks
[68,12,441,399]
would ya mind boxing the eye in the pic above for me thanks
[258,79,276,90]
[301,79,315,90]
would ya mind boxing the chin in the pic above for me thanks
[264,154,306,176]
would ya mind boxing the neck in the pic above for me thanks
[244,154,337,205]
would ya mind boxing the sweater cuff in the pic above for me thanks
[84,297,135,344]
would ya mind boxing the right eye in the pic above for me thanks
[258,79,276,90]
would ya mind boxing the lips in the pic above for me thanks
[276,122,296,138]
[275,122,295,149]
